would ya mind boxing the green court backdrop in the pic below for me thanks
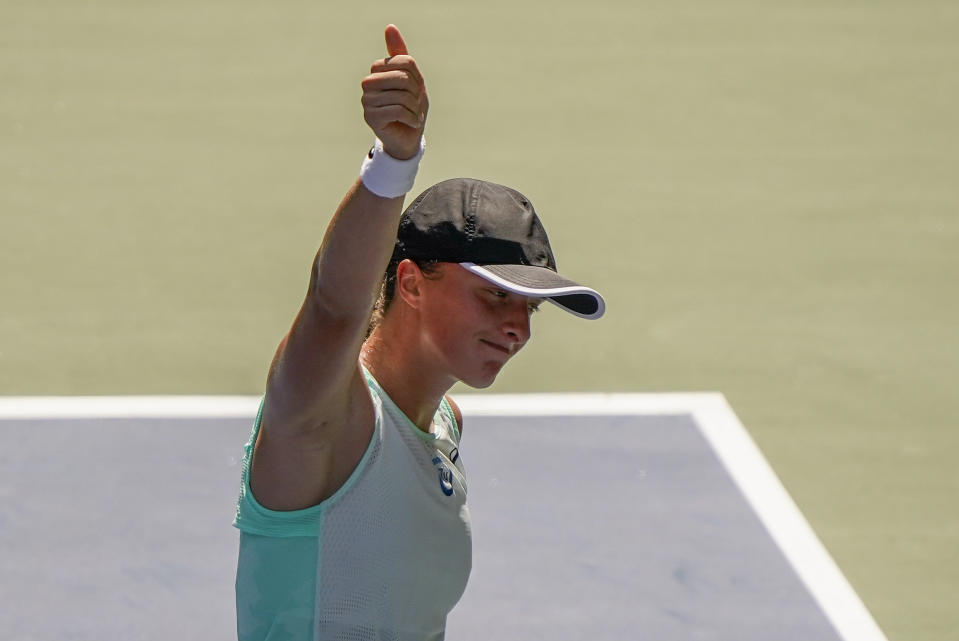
[2,2,957,639]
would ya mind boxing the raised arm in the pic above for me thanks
[251,26,429,509]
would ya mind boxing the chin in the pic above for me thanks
[458,366,503,390]
[463,377,497,390]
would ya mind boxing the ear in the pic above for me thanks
[394,259,426,310]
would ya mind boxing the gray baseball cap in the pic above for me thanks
[394,178,605,319]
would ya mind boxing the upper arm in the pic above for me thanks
[249,182,406,509]
[262,297,370,434]
[261,180,403,436]
[250,308,374,511]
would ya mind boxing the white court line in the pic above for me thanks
[0,396,263,419]
[689,397,889,641]
[0,393,887,641]
[461,393,889,641]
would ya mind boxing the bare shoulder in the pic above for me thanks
[445,394,464,437]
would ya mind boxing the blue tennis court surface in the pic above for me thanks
[0,395,886,640]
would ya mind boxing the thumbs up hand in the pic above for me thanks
[361,25,429,160]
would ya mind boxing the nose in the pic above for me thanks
[502,299,532,348]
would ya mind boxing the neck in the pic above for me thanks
[361,322,454,432]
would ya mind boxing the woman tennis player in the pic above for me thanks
[233,24,605,641]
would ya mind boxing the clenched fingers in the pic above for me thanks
[364,105,423,130]
[361,65,428,131]
[369,55,425,90]
[361,70,422,96]
[362,93,423,129]
[362,89,420,116]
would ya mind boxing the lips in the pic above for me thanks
[479,339,510,355]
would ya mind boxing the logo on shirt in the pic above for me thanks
[432,456,455,497]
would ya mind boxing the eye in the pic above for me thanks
[488,289,509,299]
[528,302,541,314]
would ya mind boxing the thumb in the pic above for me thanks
[384,24,409,57]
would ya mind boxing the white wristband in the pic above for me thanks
[359,137,425,198]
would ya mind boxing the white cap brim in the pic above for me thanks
[459,262,606,320]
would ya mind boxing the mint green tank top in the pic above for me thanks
[233,368,471,641]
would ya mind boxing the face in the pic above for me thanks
[404,262,541,388]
